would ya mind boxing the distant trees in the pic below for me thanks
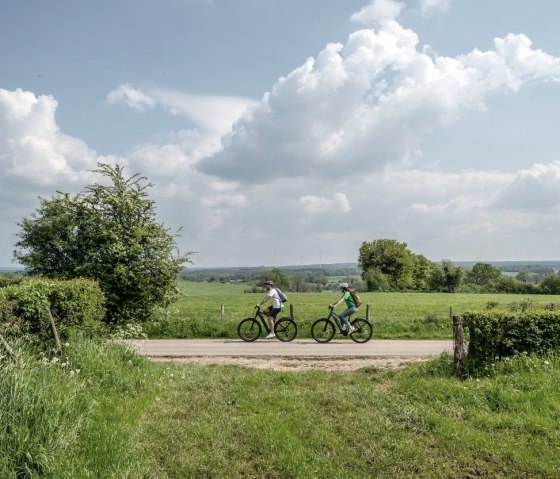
[258,268,291,290]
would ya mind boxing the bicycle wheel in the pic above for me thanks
[311,318,335,343]
[350,318,373,343]
[237,318,262,342]
[274,317,298,342]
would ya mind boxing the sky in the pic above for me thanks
[1,0,560,268]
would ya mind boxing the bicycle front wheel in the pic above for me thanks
[350,318,373,343]
[237,318,262,342]
[311,318,335,343]
[274,318,298,342]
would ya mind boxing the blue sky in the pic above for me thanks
[1,0,560,267]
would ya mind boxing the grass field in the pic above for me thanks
[143,281,560,339]
[3,336,559,478]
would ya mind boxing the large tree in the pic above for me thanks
[14,163,192,323]
[358,239,416,290]
[465,262,502,287]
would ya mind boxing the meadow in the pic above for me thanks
[2,335,559,478]
[143,281,560,339]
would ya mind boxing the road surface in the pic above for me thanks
[125,339,453,358]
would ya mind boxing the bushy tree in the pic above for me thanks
[358,239,415,290]
[465,262,502,286]
[429,260,463,293]
[540,273,560,294]
[14,163,192,324]
[258,268,290,290]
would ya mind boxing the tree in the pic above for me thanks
[430,260,463,293]
[258,268,290,290]
[465,263,502,286]
[540,273,560,294]
[14,163,192,323]
[358,239,415,290]
[515,268,533,284]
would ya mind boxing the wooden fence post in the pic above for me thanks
[47,307,62,352]
[290,304,294,318]
[453,314,464,378]
[366,304,371,322]
[220,304,225,321]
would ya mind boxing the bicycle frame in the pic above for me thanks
[327,308,352,335]
[254,306,273,333]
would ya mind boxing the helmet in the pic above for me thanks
[263,280,274,286]
[339,282,349,289]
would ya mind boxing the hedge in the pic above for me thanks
[0,278,106,341]
[463,309,560,372]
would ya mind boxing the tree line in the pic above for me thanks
[358,239,560,294]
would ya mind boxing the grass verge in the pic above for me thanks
[2,336,558,478]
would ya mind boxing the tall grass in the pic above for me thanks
[0,335,165,478]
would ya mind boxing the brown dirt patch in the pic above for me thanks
[149,355,427,372]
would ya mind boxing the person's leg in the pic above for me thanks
[265,308,278,338]
[339,307,357,330]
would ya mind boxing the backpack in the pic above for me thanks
[275,288,288,303]
[349,289,362,307]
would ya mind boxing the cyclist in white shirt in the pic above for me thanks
[255,280,283,339]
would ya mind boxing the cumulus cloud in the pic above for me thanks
[351,0,405,24]
[0,88,98,193]
[198,20,560,184]
[106,83,155,112]
[419,0,451,16]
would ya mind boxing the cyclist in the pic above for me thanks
[255,280,283,339]
[329,282,357,334]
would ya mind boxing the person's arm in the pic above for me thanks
[256,294,270,308]
[329,297,343,309]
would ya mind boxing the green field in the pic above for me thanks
[3,336,559,478]
[143,281,560,339]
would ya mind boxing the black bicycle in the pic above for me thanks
[311,306,373,343]
[237,305,298,342]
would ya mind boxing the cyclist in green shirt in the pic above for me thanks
[329,282,357,333]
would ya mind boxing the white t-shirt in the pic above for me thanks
[267,288,282,309]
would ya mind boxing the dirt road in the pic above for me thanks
[125,339,453,372]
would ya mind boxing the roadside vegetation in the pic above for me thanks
[1,336,559,478]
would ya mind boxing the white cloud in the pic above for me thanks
[106,83,155,112]
[419,0,451,16]
[0,88,98,191]
[351,0,405,24]
[198,21,560,184]
[300,193,351,213]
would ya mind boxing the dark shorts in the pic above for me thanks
[265,307,282,319]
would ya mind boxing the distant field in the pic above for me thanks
[143,281,560,339]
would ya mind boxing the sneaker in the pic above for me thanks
[348,325,356,334]
[265,332,276,339]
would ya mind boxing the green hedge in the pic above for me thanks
[0,278,106,341]
[463,309,560,372]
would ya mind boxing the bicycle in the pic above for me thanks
[311,306,373,343]
[237,305,298,342]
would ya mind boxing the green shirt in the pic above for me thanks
[342,291,356,308]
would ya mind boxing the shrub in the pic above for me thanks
[0,278,106,342]
[463,309,560,373]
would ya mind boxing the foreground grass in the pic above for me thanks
[2,336,558,478]
[143,281,560,339]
